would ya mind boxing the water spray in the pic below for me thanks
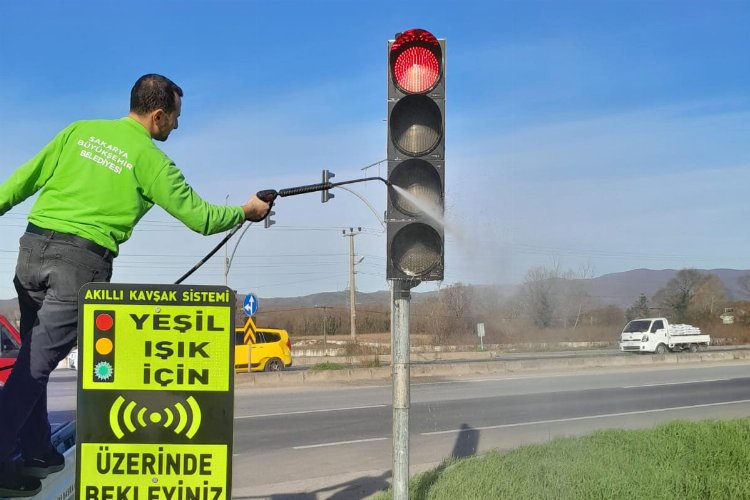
[174,176,391,284]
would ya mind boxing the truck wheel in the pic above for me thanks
[655,344,667,355]
[265,358,284,372]
[689,344,698,353]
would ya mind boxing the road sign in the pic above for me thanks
[477,323,485,338]
[243,293,258,316]
[76,283,235,500]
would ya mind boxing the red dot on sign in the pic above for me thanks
[96,313,113,331]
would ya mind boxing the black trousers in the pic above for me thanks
[0,231,112,464]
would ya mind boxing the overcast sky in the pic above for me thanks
[0,0,748,301]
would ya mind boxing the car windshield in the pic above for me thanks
[623,320,652,333]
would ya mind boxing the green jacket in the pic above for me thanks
[0,117,244,255]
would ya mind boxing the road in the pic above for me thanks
[45,359,750,499]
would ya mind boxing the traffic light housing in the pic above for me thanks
[321,169,335,203]
[92,310,115,383]
[386,29,445,282]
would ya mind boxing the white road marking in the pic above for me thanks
[622,378,731,388]
[421,398,750,436]
[234,404,387,419]
[293,437,388,450]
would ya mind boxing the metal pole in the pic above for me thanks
[349,231,356,340]
[392,280,411,500]
[322,307,328,356]
[343,228,362,341]
[224,195,229,286]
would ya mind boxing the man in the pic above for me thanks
[0,74,270,496]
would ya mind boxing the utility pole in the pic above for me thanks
[316,305,329,356]
[342,227,363,340]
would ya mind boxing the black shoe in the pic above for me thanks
[0,471,42,497]
[21,449,65,479]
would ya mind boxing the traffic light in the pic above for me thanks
[264,210,276,228]
[321,169,335,203]
[92,310,115,383]
[386,28,445,281]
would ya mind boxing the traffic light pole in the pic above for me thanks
[391,279,413,500]
[385,27,445,498]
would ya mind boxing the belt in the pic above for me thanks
[26,223,114,259]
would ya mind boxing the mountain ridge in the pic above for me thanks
[1,268,748,317]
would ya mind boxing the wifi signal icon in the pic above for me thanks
[109,395,202,440]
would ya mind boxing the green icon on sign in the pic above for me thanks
[94,361,114,381]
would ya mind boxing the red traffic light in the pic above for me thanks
[390,29,442,94]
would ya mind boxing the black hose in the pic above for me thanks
[174,176,390,284]
[174,223,243,284]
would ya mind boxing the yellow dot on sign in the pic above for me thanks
[95,338,113,355]
[150,412,162,424]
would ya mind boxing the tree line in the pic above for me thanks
[244,267,750,345]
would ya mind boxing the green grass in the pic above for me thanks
[308,361,346,371]
[375,418,750,499]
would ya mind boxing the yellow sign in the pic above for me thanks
[81,304,231,391]
[77,284,234,500]
[79,443,227,499]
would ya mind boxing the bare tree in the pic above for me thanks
[692,274,728,319]
[522,266,558,328]
[652,269,708,323]
[419,283,476,343]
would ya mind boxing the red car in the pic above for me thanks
[0,314,21,386]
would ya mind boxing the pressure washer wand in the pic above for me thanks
[256,176,390,203]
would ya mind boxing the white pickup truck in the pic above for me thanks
[619,317,710,354]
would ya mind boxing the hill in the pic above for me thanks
[1,269,749,318]
[580,268,750,308]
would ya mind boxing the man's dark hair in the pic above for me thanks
[130,74,183,115]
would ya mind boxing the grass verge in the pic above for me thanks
[375,418,750,499]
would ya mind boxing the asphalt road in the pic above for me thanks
[229,361,750,498]
[43,359,750,499]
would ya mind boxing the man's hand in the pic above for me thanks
[242,195,272,222]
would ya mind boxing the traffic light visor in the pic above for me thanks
[390,29,442,94]
[390,223,442,277]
